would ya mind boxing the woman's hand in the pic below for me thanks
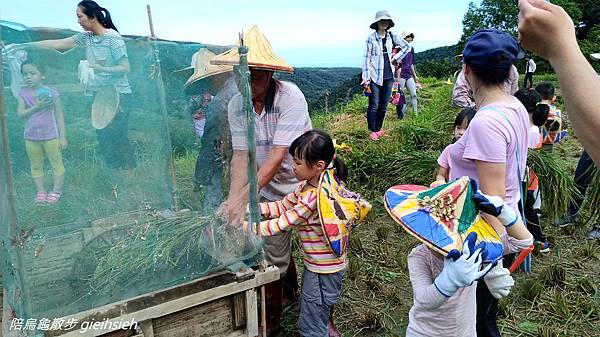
[361,79,371,89]
[60,137,68,150]
[518,0,578,62]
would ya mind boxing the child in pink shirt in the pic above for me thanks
[433,108,477,186]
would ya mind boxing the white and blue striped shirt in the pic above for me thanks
[362,31,410,86]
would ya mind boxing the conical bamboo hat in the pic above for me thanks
[183,48,233,92]
[211,25,294,73]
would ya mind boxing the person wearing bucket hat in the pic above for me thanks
[518,0,600,166]
[26,1,135,170]
[213,26,311,337]
[450,28,534,337]
[362,10,411,140]
[175,47,236,215]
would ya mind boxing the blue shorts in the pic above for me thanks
[298,269,345,337]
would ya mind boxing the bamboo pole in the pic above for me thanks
[237,34,266,337]
[146,4,156,39]
[0,34,26,332]
[0,42,18,243]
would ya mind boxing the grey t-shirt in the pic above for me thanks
[72,29,132,94]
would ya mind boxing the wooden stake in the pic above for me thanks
[146,4,156,39]
[259,261,267,337]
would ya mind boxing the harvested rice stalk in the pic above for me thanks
[91,212,212,292]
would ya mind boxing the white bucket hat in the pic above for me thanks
[402,31,415,39]
[370,10,395,30]
[591,53,600,61]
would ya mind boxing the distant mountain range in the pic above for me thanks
[1,22,458,113]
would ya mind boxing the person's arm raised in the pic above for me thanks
[29,38,76,52]
[518,0,600,165]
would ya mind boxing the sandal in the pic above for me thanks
[45,192,62,204]
[35,192,47,204]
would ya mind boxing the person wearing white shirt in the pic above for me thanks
[524,57,537,88]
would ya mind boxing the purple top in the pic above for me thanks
[19,86,60,141]
[437,144,452,170]
[448,98,530,211]
[400,47,415,79]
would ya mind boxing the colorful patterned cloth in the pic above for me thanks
[384,177,503,263]
[541,104,567,145]
[318,169,372,257]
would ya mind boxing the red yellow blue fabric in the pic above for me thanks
[384,177,503,263]
[317,169,372,257]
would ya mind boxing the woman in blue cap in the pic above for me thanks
[361,10,410,140]
[446,29,535,337]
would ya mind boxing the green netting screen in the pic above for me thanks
[0,20,262,322]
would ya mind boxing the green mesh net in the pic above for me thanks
[0,20,262,323]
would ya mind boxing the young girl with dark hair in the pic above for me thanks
[432,107,477,186]
[246,129,367,337]
[26,1,135,169]
[17,60,67,204]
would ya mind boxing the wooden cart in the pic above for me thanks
[2,266,278,337]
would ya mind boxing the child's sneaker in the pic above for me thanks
[35,192,47,204]
[45,192,62,205]
[536,241,552,253]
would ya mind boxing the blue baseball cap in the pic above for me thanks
[462,29,518,70]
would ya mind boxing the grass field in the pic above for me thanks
[276,77,600,337]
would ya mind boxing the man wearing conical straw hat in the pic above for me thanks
[213,25,312,336]
[175,46,236,214]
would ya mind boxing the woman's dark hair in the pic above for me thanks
[21,59,45,74]
[467,54,512,85]
[289,129,348,182]
[514,88,549,127]
[78,1,118,32]
[454,107,477,128]
[534,81,555,100]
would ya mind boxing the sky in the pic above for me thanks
[0,0,479,67]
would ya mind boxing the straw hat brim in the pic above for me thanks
[591,53,600,61]
[172,66,195,78]
[179,47,235,94]
[91,86,119,130]
[211,25,294,73]
[383,177,503,264]
[183,70,232,96]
